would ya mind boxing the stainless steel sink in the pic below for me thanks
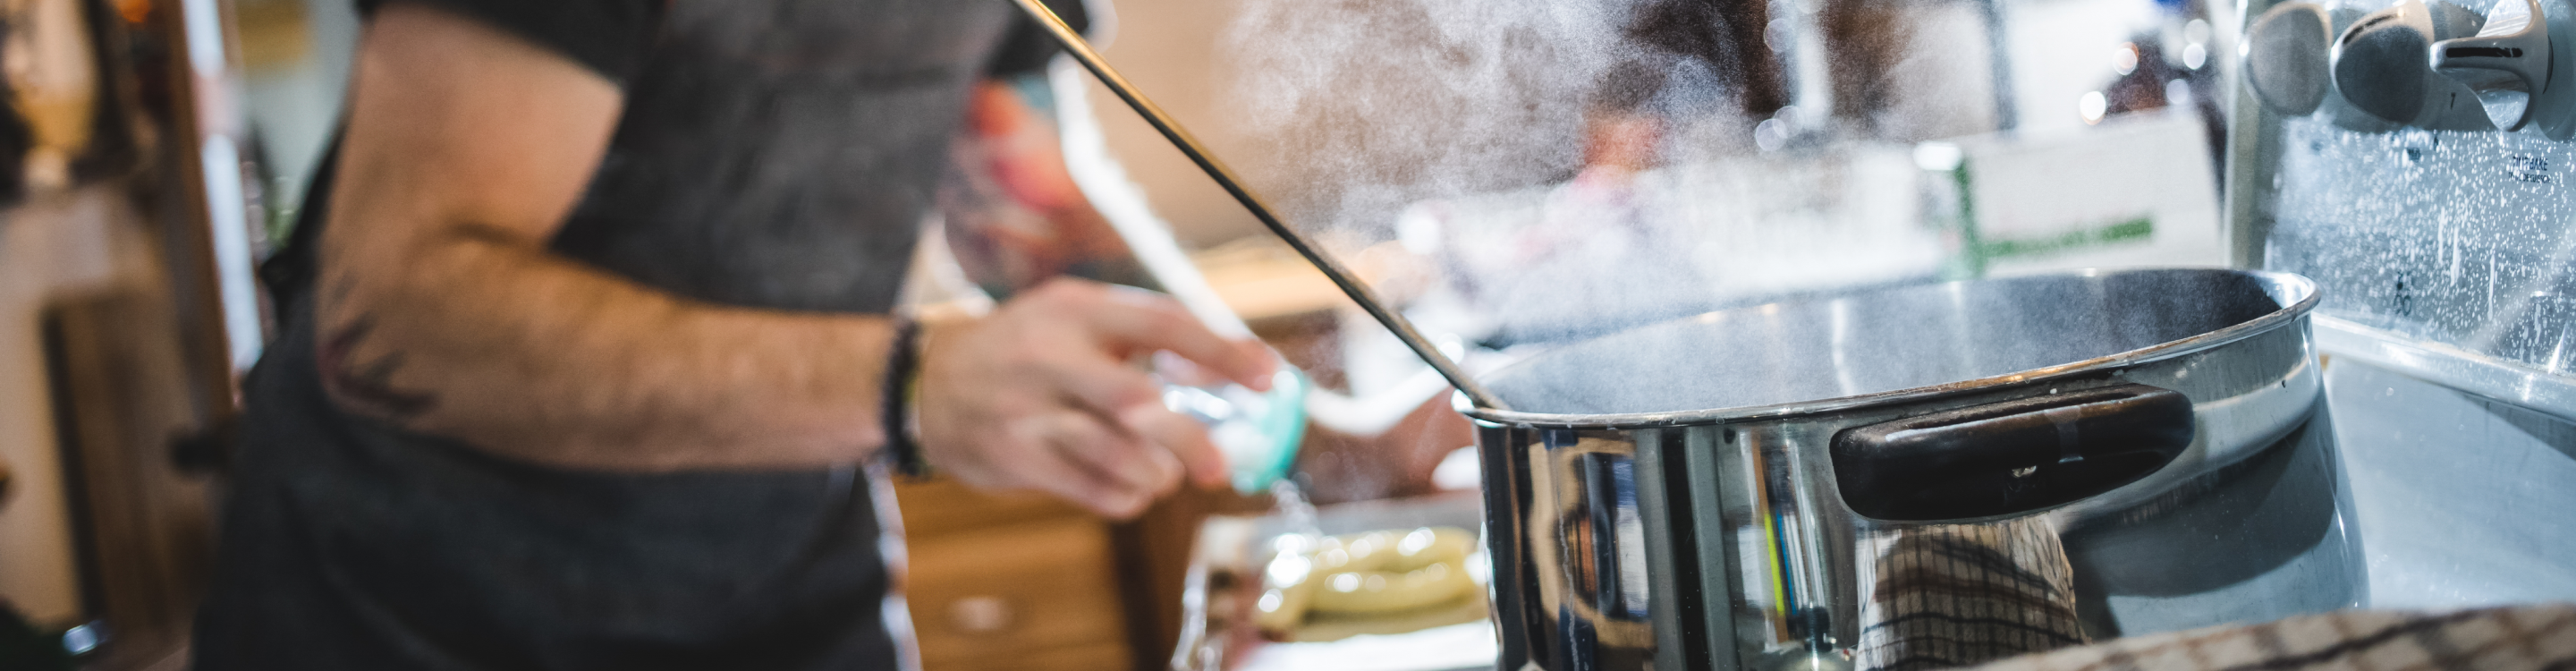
[2321,318,2576,609]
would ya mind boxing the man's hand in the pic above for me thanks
[916,279,1276,518]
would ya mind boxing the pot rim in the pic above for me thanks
[1457,267,2321,429]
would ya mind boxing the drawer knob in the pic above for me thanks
[947,596,1014,633]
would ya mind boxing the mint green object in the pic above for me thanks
[1164,366,1309,494]
[1236,367,1309,493]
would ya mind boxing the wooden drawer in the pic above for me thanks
[905,519,1131,671]
[894,479,1088,539]
[936,641,1128,671]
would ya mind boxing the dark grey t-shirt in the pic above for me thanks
[198,1,1083,668]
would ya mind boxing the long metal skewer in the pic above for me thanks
[1003,0,1509,411]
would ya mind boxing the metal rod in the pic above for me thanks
[1003,0,1510,411]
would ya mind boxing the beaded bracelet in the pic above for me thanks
[881,317,932,479]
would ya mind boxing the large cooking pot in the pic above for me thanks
[1462,268,2364,671]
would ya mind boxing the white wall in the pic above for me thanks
[1082,0,1269,247]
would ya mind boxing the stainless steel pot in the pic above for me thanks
[1462,268,2364,671]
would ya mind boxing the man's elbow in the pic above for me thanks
[313,310,443,423]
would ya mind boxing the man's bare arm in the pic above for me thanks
[315,6,1276,514]
[317,4,897,471]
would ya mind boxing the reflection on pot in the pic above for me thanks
[1467,269,2363,671]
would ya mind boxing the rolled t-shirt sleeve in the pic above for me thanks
[359,0,665,86]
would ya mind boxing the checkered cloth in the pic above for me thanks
[1853,515,2572,671]
[1963,605,2576,671]
[1860,520,2092,671]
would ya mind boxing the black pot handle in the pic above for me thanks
[1831,383,2194,522]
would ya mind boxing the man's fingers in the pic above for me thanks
[1037,459,1149,519]
[1073,285,1278,390]
[1006,417,1151,518]
[1135,443,1189,497]
[1036,361,1219,493]
[1118,404,1230,488]
[944,278,1287,515]
[1040,412,1180,498]
[1216,339,1277,392]
[1045,356,1165,419]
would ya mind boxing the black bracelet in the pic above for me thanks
[881,317,932,479]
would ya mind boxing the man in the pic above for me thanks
[192,0,1275,667]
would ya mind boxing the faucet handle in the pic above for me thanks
[2247,3,2335,115]
[2433,0,2555,129]
[2334,0,2496,128]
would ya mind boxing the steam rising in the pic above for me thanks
[1216,0,1762,345]
[1191,0,2248,420]
[1219,0,1636,234]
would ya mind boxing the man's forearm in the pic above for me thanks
[309,4,896,472]
[317,226,895,471]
